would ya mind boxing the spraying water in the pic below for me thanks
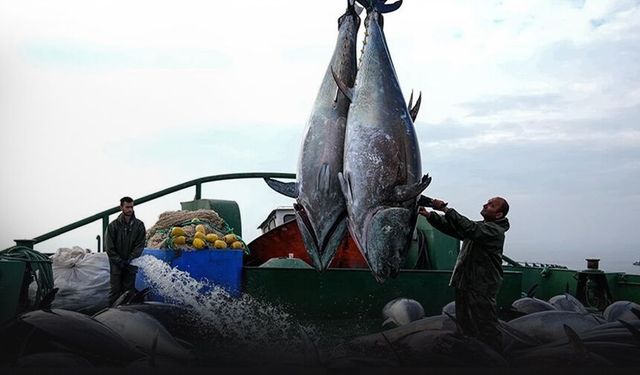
[132,255,322,365]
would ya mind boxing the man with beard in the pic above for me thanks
[419,197,510,353]
[105,196,146,305]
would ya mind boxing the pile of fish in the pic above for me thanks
[329,295,640,368]
[0,257,319,368]
[4,292,638,368]
[266,0,429,282]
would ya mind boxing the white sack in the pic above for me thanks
[51,247,111,313]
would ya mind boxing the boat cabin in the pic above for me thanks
[257,207,296,234]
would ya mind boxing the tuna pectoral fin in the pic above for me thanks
[393,174,431,202]
[407,90,422,122]
[264,177,299,198]
[331,67,353,102]
[338,172,351,202]
[316,163,331,194]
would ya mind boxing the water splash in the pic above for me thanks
[132,255,321,364]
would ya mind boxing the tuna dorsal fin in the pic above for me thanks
[563,324,589,356]
[497,321,541,347]
[317,163,331,194]
[631,307,640,320]
[408,90,414,110]
[443,311,463,335]
[127,287,150,304]
[409,91,422,122]
[331,67,353,102]
[112,290,132,307]
[37,287,58,310]
[148,328,159,367]
[527,284,538,298]
[264,177,299,199]
[393,174,431,202]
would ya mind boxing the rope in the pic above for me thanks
[0,246,54,308]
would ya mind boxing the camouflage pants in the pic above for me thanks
[455,288,502,353]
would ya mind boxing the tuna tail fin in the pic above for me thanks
[264,177,299,199]
[407,90,422,122]
[377,0,403,13]
[331,67,353,102]
[357,0,403,13]
[348,0,364,15]
[393,174,431,202]
[354,3,364,15]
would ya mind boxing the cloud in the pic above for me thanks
[1,1,639,272]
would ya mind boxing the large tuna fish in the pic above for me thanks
[264,0,362,270]
[334,0,431,282]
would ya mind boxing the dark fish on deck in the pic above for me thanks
[442,301,456,316]
[381,297,425,328]
[93,307,194,361]
[265,0,362,270]
[336,327,505,367]
[512,297,557,315]
[603,300,640,322]
[0,308,143,366]
[119,302,204,342]
[506,310,603,344]
[14,352,94,368]
[548,293,588,314]
[334,0,431,282]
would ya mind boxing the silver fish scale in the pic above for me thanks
[342,10,423,281]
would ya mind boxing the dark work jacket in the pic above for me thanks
[427,209,510,297]
[105,213,146,264]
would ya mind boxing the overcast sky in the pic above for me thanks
[1,0,638,273]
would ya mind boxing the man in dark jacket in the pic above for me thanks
[419,197,510,352]
[105,196,146,305]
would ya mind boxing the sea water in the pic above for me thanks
[132,255,323,365]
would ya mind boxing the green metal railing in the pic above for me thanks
[12,172,296,250]
[10,170,526,268]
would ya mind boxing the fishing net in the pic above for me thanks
[146,209,247,252]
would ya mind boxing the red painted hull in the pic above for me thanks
[246,220,368,268]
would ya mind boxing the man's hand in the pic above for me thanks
[418,206,431,218]
[431,198,449,212]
